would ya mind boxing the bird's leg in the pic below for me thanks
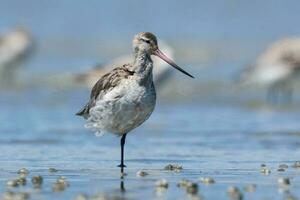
[267,83,280,104]
[118,133,127,174]
[120,180,126,193]
[267,86,275,104]
[281,82,293,104]
[284,87,293,104]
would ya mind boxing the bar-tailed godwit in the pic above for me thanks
[239,37,300,103]
[0,27,34,88]
[76,32,193,174]
[0,27,33,69]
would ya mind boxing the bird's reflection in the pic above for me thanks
[120,180,126,193]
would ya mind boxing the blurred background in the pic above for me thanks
[1,1,300,200]
[2,0,300,101]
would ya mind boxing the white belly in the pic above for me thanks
[85,79,156,136]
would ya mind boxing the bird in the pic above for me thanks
[74,40,174,89]
[238,37,300,103]
[76,32,194,175]
[35,41,174,90]
[0,27,34,88]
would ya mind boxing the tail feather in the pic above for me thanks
[76,104,89,119]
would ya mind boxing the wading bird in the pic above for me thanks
[239,37,300,103]
[0,27,34,88]
[76,32,193,174]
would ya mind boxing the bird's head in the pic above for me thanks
[133,32,158,55]
[133,32,194,78]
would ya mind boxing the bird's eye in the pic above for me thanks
[142,39,151,44]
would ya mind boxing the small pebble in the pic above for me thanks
[155,179,168,188]
[74,193,89,200]
[53,176,69,192]
[53,182,67,192]
[49,168,58,173]
[90,193,110,200]
[18,173,27,178]
[155,187,168,196]
[136,170,149,177]
[227,186,243,200]
[186,182,198,195]
[186,194,204,200]
[164,164,182,172]
[177,179,191,188]
[57,176,69,185]
[6,179,19,187]
[199,177,215,184]
[31,175,43,186]
[15,192,30,200]
[17,176,27,186]
[244,184,256,192]
[2,191,30,200]
[18,168,29,175]
[260,167,271,175]
[227,186,240,194]
[279,164,289,169]
[278,177,290,186]
[2,191,14,199]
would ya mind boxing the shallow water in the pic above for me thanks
[1,90,300,200]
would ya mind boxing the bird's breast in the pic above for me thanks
[121,78,156,106]
[86,78,156,135]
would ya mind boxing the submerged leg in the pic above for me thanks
[120,180,126,192]
[284,87,293,104]
[267,81,294,104]
[118,133,127,174]
[281,83,293,104]
[267,84,280,104]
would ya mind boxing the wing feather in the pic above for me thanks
[76,64,134,118]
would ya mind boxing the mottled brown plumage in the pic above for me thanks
[76,64,134,118]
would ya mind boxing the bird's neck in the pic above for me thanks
[131,50,153,84]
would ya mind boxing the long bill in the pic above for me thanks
[153,49,194,78]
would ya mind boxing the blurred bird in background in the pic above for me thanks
[238,37,300,103]
[74,41,174,89]
[34,41,175,91]
[0,27,34,88]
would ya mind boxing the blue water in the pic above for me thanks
[1,0,300,199]
[1,89,300,199]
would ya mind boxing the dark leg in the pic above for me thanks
[281,84,293,104]
[268,81,293,104]
[267,85,274,103]
[267,83,280,104]
[284,88,293,104]
[120,180,126,193]
[118,133,127,174]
